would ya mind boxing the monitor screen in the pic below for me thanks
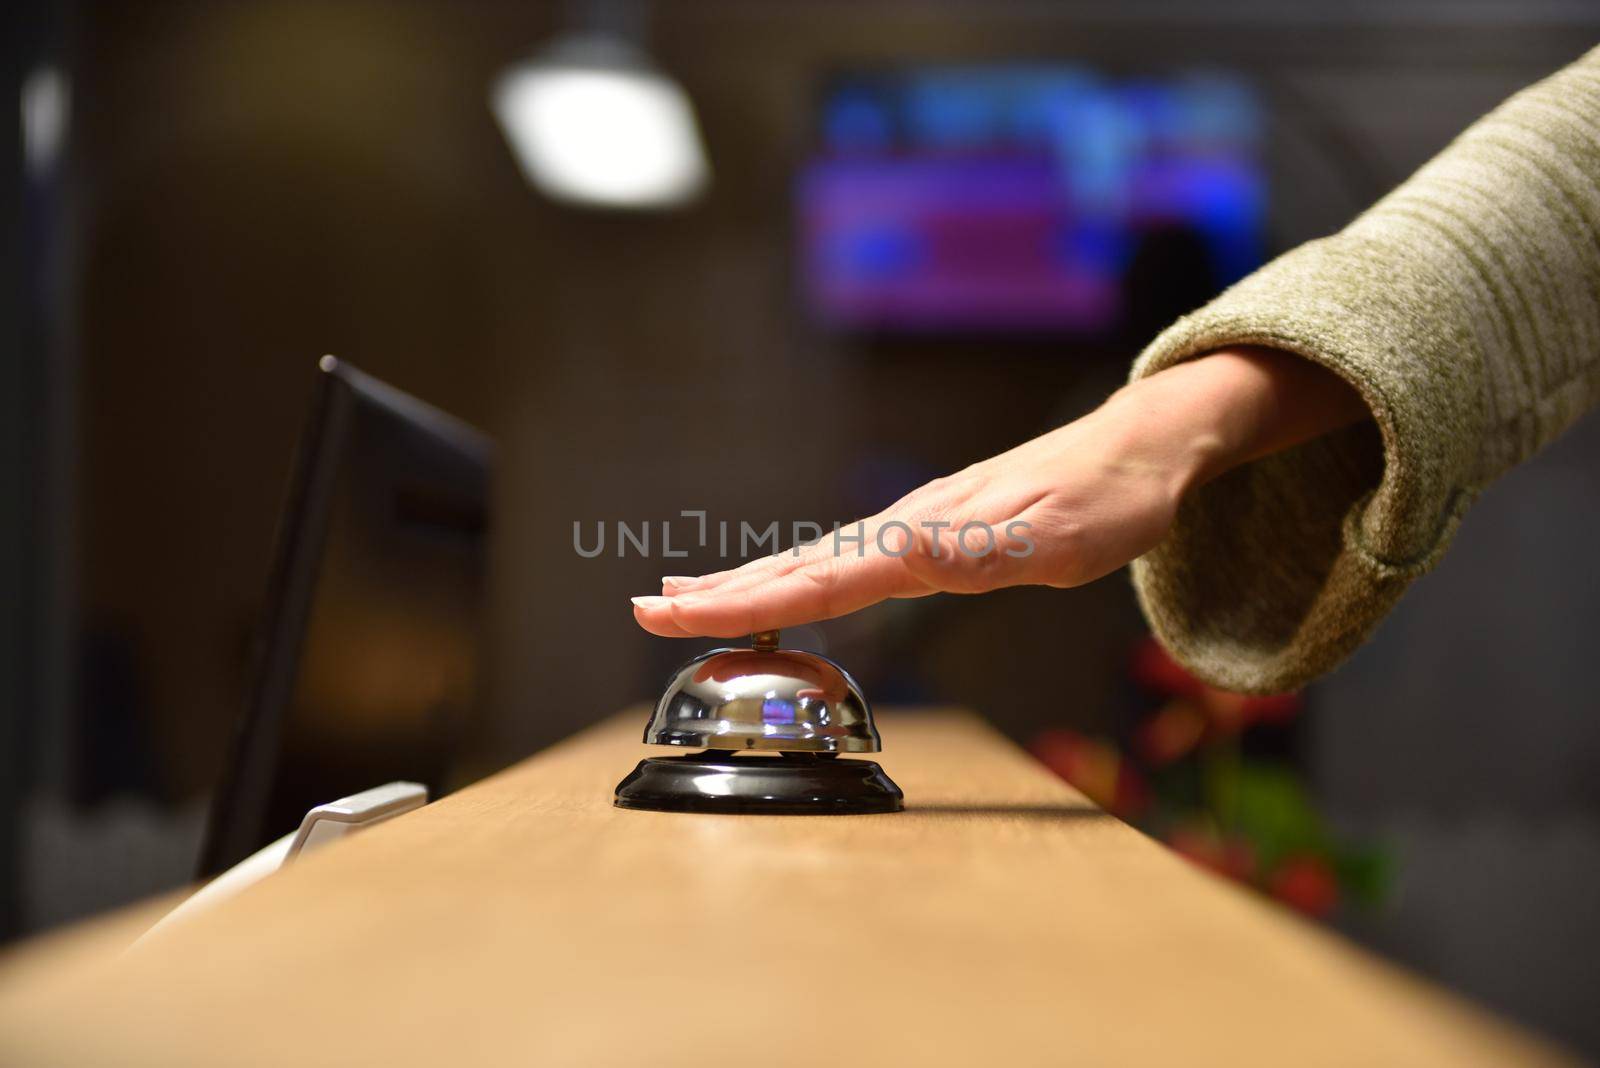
[198,359,492,876]
[798,67,1264,336]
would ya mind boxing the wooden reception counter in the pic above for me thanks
[0,710,1574,1066]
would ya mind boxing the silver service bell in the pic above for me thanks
[614,630,903,815]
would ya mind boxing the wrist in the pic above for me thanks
[1093,369,1235,506]
[1099,346,1369,503]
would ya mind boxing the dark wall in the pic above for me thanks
[3,7,36,941]
[1317,410,1600,1051]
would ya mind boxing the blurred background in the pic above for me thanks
[3,0,1598,1057]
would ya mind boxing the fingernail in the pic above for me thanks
[662,576,698,589]
[631,596,673,609]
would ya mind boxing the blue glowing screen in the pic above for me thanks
[798,68,1264,334]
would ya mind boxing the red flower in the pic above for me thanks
[1131,637,1304,737]
[1130,638,1206,699]
[1268,854,1340,918]
[1136,699,1206,766]
[1238,693,1303,725]
[1030,729,1148,819]
[1165,824,1256,883]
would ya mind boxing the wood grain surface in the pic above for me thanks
[0,709,1574,1066]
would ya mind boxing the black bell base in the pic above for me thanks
[614,751,904,815]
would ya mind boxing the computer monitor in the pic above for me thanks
[198,357,492,877]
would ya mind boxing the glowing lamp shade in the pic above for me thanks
[492,48,709,209]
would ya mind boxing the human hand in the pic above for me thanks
[631,347,1365,638]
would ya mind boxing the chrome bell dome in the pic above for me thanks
[617,630,902,814]
[643,630,879,753]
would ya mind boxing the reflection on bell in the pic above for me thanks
[614,629,904,815]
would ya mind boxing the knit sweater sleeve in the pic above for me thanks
[1128,45,1600,695]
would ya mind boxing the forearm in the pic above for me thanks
[1122,48,1600,694]
[1100,346,1369,500]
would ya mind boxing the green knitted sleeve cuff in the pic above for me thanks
[1126,231,1485,694]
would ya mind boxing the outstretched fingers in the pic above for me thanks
[656,527,841,597]
[633,543,925,637]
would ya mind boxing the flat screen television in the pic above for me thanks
[798,67,1264,336]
